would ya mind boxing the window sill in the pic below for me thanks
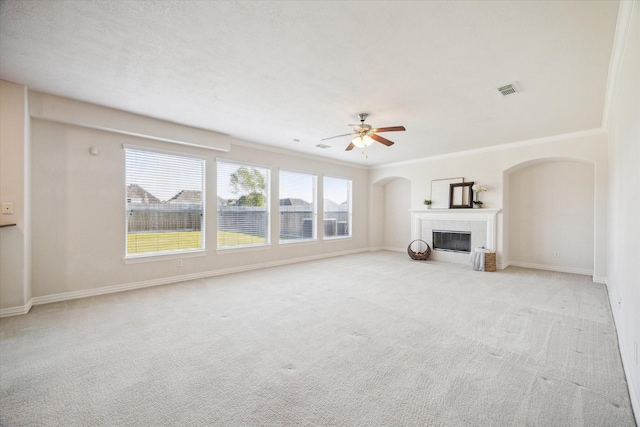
[216,244,272,254]
[123,250,207,264]
[279,239,317,246]
[324,236,352,241]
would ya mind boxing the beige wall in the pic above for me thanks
[383,178,411,251]
[370,131,608,278]
[26,96,369,300]
[0,80,31,312]
[508,160,595,274]
[606,0,640,414]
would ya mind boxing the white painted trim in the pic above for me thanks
[0,299,32,318]
[593,275,607,284]
[607,283,640,425]
[602,0,636,128]
[621,337,640,426]
[508,261,593,276]
[216,244,273,254]
[30,248,367,307]
[123,249,207,264]
[412,209,501,251]
[381,246,405,253]
[28,91,231,152]
[372,128,606,170]
[122,143,209,160]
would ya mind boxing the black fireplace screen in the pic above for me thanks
[432,230,471,253]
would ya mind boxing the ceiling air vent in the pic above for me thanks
[498,82,521,97]
[316,144,332,149]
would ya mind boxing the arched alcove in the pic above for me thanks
[371,176,411,251]
[504,158,595,274]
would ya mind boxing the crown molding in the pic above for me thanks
[372,128,606,170]
[602,0,636,128]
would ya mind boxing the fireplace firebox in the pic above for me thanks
[432,230,471,253]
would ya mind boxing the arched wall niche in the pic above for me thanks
[370,176,411,251]
[503,157,595,274]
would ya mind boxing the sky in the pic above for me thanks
[126,149,203,202]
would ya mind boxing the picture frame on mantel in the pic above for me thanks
[450,182,474,208]
[430,177,464,209]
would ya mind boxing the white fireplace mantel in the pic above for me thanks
[410,208,502,254]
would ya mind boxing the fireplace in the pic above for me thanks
[411,208,500,266]
[432,230,471,253]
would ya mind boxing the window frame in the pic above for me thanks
[322,175,352,240]
[216,159,271,250]
[279,169,317,244]
[123,144,206,260]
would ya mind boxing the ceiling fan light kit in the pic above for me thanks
[352,134,374,148]
[322,113,406,152]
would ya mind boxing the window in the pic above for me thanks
[217,161,270,248]
[323,176,352,238]
[125,146,205,257]
[279,170,316,242]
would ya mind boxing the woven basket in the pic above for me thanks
[484,252,496,272]
[407,239,431,261]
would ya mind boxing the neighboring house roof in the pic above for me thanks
[322,199,348,211]
[127,184,160,203]
[167,190,201,204]
[279,198,311,206]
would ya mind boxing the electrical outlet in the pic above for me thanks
[177,260,183,267]
[2,203,13,214]
[553,252,560,258]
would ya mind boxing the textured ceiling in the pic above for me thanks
[0,1,619,166]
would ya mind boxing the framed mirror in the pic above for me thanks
[449,182,474,208]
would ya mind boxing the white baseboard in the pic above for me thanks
[29,248,369,308]
[380,246,406,253]
[607,286,640,425]
[508,261,593,276]
[593,275,607,284]
[0,299,33,318]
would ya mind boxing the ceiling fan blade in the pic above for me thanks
[372,126,405,133]
[370,133,394,147]
[345,142,355,151]
[321,132,356,141]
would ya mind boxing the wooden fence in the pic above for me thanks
[127,203,348,237]
[127,204,202,233]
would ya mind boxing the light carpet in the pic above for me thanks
[0,251,635,426]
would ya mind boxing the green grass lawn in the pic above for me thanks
[217,230,266,247]
[127,231,202,254]
[127,230,266,254]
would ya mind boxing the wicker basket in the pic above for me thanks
[407,239,431,261]
[484,252,497,272]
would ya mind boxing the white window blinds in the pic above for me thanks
[217,161,270,248]
[279,170,316,242]
[125,146,205,256]
[323,176,352,238]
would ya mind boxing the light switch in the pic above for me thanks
[2,203,14,214]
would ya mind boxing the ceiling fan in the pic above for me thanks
[321,113,406,151]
